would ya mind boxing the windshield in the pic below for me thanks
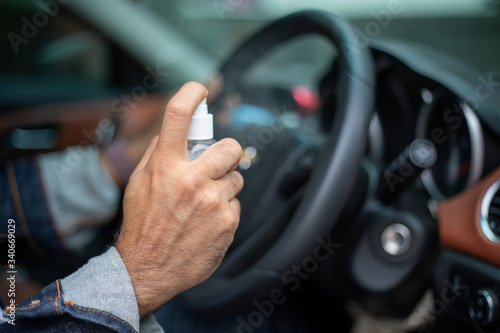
[146,0,500,74]
[163,0,496,19]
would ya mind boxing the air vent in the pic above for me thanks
[481,179,500,243]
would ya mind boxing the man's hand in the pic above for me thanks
[116,82,244,318]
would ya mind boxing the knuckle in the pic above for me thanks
[180,173,199,194]
[221,210,239,232]
[191,170,205,184]
[166,102,190,119]
[232,171,244,189]
[202,188,222,208]
[147,165,199,195]
[220,138,243,156]
[198,153,216,170]
[233,199,242,214]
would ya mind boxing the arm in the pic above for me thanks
[1,82,243,330]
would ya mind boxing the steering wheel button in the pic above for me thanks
[380,224,412,256]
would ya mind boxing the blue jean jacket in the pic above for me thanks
[0,155,161,332]
[1,245,280,333]
[0,247,163,332]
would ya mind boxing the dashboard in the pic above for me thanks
[367,40,500,332]
[371,41,500,199]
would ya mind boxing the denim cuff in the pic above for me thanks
[61,247,140,331]
[140,315,165,332]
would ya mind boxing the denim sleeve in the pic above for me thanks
[0,147,121,261]
[1,247,164,332]
[0,158,67,262]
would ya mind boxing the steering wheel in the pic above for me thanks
[180,10,375,314]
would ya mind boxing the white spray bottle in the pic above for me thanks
[188,98,216,160]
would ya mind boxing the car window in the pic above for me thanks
[1,3,108,83]
[0,1,148,109]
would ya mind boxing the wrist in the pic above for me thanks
[116,238,177,319]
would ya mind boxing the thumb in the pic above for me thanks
[154,82,208,161]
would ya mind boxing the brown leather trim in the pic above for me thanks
[437,166,500,266]
[0,94,167,159]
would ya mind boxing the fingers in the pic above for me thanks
[154,82,208,160]
[196,138,242,180]
[131,136,159,177]
[217,170,244,201]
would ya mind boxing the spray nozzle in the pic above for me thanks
[194,98,208,116]
[188,98,213,141]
